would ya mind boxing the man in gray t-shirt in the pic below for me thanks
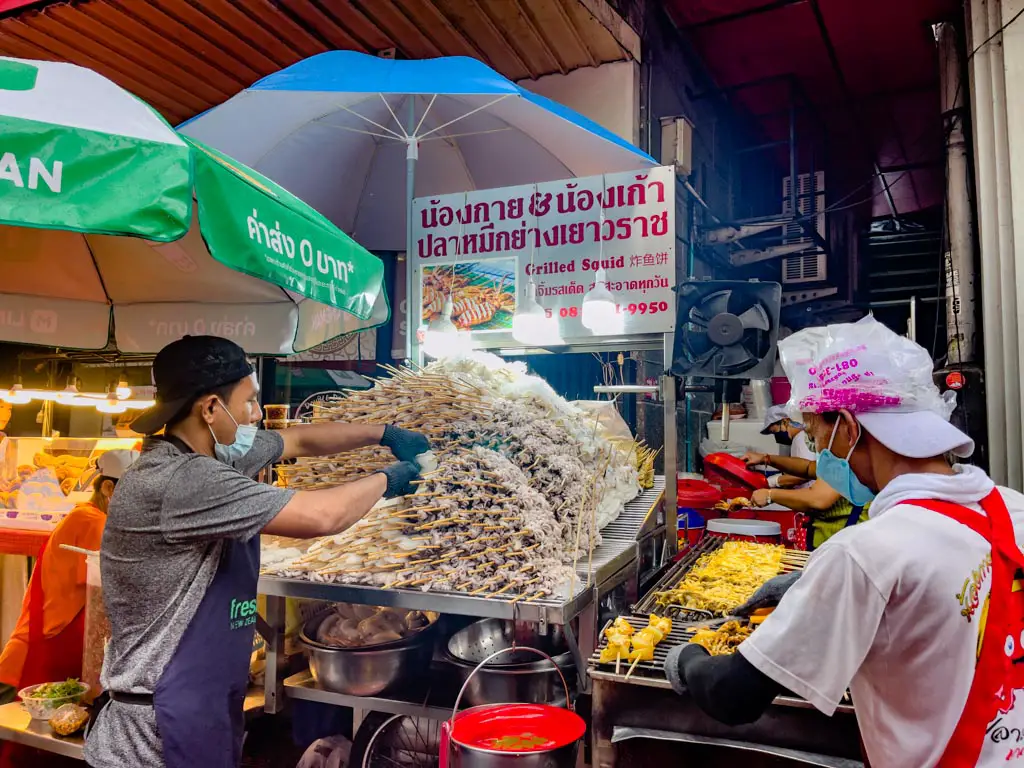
[85,336,428,768]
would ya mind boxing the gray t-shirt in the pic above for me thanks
[84,431,293,768]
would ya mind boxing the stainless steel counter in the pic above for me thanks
[257,480,665,713]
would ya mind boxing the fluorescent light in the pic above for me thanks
[582,269,624,336]
[512,280,563,345]
[1,382,31,405]
[122,399,155,410]
[115,376,131,400]
[96,399,128,414]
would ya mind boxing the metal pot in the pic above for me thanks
[445,709,580,768]
[445,651,575,708]
[445,619,574,707]
[440,648,584,768]
[301,612,435,696]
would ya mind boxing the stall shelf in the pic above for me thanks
[258,481,665,715]
[0,702,84,760]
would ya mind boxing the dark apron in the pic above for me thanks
[107,435,260,768]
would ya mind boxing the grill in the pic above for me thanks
[587,612,722,684]
[634,537,808,619]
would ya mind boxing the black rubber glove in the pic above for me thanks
[376,461,421,499]
[733,571,801,616]
[380,425,431,464]
[664,643,708,695]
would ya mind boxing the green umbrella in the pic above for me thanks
[0,55,388,354]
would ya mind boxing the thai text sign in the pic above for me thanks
[412,166,676,338]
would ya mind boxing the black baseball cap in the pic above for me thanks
[131,336,254,435]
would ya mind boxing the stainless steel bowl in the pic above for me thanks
[446,619,566,666]
[301,612,435,696]
[445,619,574,708]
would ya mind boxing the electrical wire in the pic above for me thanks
[969,7,1024,61]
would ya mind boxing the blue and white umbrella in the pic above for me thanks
[180,51,656,355]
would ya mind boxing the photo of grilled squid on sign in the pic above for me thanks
[422,262,516,332]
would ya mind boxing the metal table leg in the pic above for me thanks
[260,595,287,714]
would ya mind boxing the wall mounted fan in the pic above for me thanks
[671,280,782,379]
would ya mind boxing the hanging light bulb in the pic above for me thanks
[422,296,474,359]
[55,380,82,405]
[582,268,624,335]
[1,379,32,405]
[96,398,128,414]
[115,373,131,400]
[512,280,563,345]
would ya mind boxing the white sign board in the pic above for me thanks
[412,166,676,342]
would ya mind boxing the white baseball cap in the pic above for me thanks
[93,449,139,480]
[760,404,791,434]
[779,316,974,459]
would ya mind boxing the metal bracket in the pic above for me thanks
[782,287,838,306]
[729,242,812,267]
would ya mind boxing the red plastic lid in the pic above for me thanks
[704,452,769,490]
[451,704,586,753]
[677,479,722,507]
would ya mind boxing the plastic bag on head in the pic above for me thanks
[779,315,951,419]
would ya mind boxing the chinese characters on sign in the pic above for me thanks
[412,166,676,340]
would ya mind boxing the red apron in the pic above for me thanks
[0,540,85,768]
[911,491,1024,767]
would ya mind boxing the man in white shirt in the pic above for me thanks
[665,317,1023,767]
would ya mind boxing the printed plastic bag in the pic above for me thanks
[779,316,954,417]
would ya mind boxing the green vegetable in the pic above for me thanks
[31,679,85,699]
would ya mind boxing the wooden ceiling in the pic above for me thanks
[0,0,639,125]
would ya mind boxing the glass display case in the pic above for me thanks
[0,437,140,529]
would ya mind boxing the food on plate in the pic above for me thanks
[314,604,437,648]
[653,541,784,615]
[30,679,86,699]
[689,620,754,655]
[49,703,89,736]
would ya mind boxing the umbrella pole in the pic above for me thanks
[405,99,420,365]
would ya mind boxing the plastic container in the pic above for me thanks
[706,518,781,544]
[770,377,792,405]
[754,509,802,548]
[703,453,769,501]
[18,682,89,720]
[82,552,109,703]
[676,478,719,550]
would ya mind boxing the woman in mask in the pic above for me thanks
[664,317,1019,768]
[744,405,867,549]
[84,336,430,768]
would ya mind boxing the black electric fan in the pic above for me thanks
[671,280,782,379]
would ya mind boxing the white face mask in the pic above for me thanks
[209,399,257,464]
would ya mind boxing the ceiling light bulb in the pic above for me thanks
[115,376,131,400]
[582,268,624,335]
[422,297,474,359]
[512,281,563,346]
[96,399,128,414]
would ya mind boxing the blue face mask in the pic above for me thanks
[210,400,257,464]
[816,418,875,506]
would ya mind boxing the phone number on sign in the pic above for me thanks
[545,301,670,318]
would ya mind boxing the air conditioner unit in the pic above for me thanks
[660,116,693,177]
[782,251,827,284]
[782,171,825,245]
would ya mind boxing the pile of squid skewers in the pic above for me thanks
[264,446,575,601]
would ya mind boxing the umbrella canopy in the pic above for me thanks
[179,51,657,252]
[0,56,388,355]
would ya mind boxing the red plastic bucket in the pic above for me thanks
[444,703,585,767]
[754,510,802,548]
[707,518,781,544]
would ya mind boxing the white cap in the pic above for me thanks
[779,316,974,459]
[94,450,139,480]
[760,404,790,434]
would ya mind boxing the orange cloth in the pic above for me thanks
[0,502,105,687]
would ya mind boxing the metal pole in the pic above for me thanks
[405,98,419,363]
[662,334,678,559]
[789,91,797,218]
[908,295,917,342]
